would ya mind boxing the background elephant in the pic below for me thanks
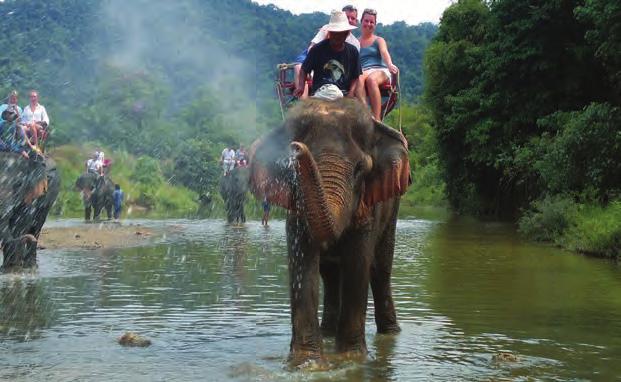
[249,99,411,364]
[75,173,114,221]
[0,153,60,269]
[219,166,249,224]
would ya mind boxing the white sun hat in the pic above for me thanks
[324,10,357,32]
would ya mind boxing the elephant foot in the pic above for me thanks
[376,323,401,334]
[287,349,324,369]
[335,336,368,355]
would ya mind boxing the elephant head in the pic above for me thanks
[249,98,410,243]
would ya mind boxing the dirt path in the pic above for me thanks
[38,223,162,250]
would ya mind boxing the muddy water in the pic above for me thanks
[1,218,620,381]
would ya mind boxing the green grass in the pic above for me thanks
[49,144,199,218]
[519,197,621,258]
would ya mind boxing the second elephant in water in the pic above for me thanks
[75,173,114,221]
[219,166,249,224]
[249,98,410,364]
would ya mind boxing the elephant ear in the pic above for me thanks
[363,120,411,208]
[249,126,294,209]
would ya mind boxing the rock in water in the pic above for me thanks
[118,332,151,347]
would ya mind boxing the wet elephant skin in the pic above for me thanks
[0,154,60,269]
[249,98,411,364]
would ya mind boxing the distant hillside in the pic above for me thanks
[0,0,436,110]
[0,0,436,201]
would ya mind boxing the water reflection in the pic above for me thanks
[0,218,620,381]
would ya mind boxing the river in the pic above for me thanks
[1,217,620,381]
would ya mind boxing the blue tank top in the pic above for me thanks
[359,38,386,69]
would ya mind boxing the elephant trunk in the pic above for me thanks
[291,142,352,243]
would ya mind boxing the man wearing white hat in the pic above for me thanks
[294,10,362,101]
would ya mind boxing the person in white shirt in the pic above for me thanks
[21,90,49,150]
[220,147,236,176]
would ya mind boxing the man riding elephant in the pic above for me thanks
[75,172,114,221]
[0,153,60,269]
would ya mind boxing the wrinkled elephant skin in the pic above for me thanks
[220,167,248,224]
[75,173,114,221]
[0,153,60,269]
[249,99,411,364]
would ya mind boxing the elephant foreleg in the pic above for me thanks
[106,202,112,220]
[371,206,400,334]
[336,232,373,354]
[287,215,322,363]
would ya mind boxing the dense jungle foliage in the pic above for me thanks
[2,0,618,256]
[425,0,620,216]
[0,0,436,215]
[425,0,620,256]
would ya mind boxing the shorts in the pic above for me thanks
[363,66,391,82]
[311,84,343,101]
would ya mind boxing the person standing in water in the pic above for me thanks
[261,197,271,227]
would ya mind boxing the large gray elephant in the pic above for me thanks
[0,153,60,269]
[219,166,249,224]
[75,173,114,221]
[249,98,411,364]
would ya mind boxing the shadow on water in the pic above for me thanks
[1,217,620,381]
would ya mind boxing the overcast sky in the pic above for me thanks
[252,0,454,25]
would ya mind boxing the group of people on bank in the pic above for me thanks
[220,144,248,176]
[292,5,399,120]
[0,89,50,159]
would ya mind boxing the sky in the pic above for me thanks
[252,0,454,25]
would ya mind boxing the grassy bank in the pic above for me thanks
[519,197,621,259]
[49,145,199,218]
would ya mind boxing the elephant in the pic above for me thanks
[219,166,249,224]
[75,173,114,221]
[248,98,411,364]
[0,153,60,269]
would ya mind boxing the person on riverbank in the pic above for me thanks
[113,184,124,220]
[261,196,271,227]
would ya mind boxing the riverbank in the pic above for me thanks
[37,222,162,251]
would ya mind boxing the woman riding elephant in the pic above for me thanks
[0,153,60,268]
[75,173,114,221]
[249,98,410,364]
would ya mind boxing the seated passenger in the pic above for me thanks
[95,149,105,176]
[220,146,236,176]
[0,107,29,159]
[294,10,361,101]
[356,9,399,120]
[292,5,359,99]
[0,90,23,119]
[86,153,101,175]
[21,90,50,151]
[236,144,247,167]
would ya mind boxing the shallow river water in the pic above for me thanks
[1,217,620,381]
